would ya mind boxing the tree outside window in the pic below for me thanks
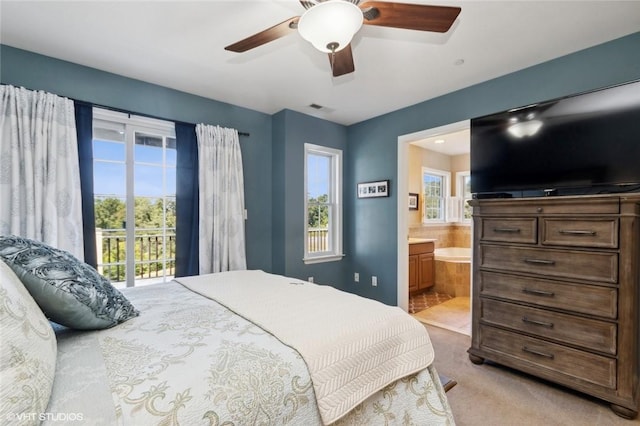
[422,168,450,223]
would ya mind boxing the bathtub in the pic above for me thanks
[434,247,471,297]
[434,247,471,263]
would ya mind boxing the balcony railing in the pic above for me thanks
[308,228,329,252]
[98,227,327,285]
[96,228,175,284]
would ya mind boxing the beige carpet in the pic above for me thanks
[426,323,640,425]
[413,297,471,336]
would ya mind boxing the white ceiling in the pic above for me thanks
[1,1,639,126]
[412,128,470,156]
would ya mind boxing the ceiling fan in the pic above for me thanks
[225,0,461,77]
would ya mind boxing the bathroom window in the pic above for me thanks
[457,171,472,222]
[422,167,450,223]
[303,143,343,264]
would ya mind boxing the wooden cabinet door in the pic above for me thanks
[409,255,419,292]
[419,253,434,290]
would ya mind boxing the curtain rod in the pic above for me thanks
[75,100,250,137]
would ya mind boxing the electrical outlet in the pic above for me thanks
[372,276,378,287]
[354,272,359,282]
[308,277,314,283]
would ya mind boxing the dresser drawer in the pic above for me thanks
[542,218,618,248]
[479,326,616,389]
[479,271,617,319]
[480,245,618,283]
[481,299,617,354]
[474,197,620,216]
[481,218,537,244]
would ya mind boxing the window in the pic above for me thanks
[304,143,343,264]
[93,108,176,288]
[422,167,451,223]
[457,171,472,222]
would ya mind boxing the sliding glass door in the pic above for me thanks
[92,108,176,288]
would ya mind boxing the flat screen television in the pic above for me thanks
[470,79,640,198]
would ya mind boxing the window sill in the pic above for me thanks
[303,254,345,265]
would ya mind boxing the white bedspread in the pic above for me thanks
[176,270,435,425]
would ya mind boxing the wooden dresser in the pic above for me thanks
[468,194,640,418]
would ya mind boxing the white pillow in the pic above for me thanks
[0,259,57,425]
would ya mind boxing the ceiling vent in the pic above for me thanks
[309,103,324,110]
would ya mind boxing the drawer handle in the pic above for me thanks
[493,227,521,233]
[522,346,555,359]
[559,230,597,236]
[523,258,556,266]
[522,288,555,297]
[522,316,554,328]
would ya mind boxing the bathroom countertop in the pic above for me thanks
[408,238,437,244]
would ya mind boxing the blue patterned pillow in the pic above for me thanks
[0,235,139,330]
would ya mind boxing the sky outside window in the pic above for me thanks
[308,153,330,198]
[93,138,176,197]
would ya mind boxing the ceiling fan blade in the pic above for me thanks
[329,44,355,77]
[225,17,299,52]
[360,1,461,33]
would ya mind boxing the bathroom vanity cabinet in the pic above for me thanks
[409,241,435,293]
[468,194,640,419]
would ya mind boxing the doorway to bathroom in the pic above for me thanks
[397,120,472,336]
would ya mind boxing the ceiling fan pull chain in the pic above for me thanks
[330,50,335,74]
[327,42,338,75]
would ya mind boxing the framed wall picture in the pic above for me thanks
[357,180,390,198]
[408,193,419,210]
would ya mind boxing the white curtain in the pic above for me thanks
[0,85,84,259]
[196,124,247,273]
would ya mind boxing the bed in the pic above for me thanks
[0,237,455,425]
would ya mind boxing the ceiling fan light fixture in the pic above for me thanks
[298,0,363,53]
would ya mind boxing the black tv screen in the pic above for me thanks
[471,80,640,197]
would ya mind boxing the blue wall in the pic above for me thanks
[345,32,640,305]
[0,45,274,272]
[3,32,640,305]
[271,109,348,288]
[0,45,349,287]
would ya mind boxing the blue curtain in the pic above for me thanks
[75,103,97,267]
[175,122,199,276]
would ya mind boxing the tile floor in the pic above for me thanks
[412,297,471,336]
[408,290,452,314]
[410,289,471,336]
